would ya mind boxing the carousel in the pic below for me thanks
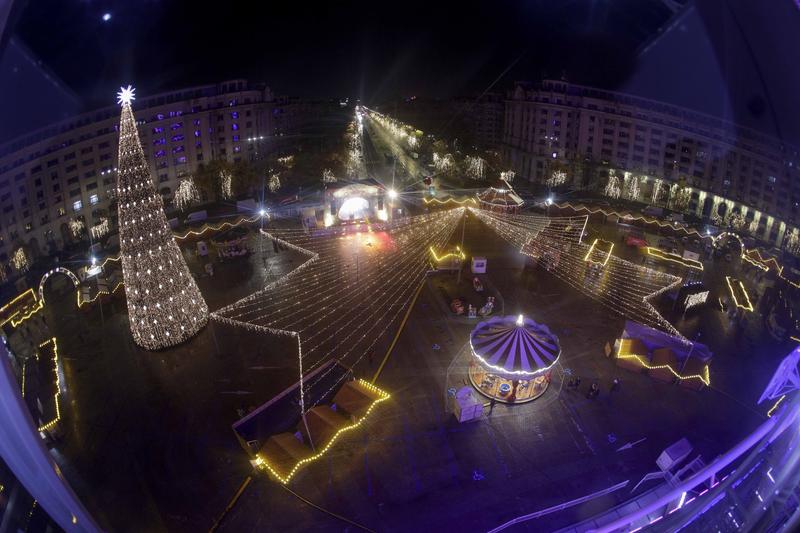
[468,314,561,403]
[476,178,524,213]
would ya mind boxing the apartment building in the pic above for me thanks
[502,80,800,248]
[0,80,312,263]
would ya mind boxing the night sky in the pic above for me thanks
[15,0,681,106]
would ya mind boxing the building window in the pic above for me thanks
[73,199,83,211]
[89,193,99,205]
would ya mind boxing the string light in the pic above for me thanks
[584,238,614,266]
[616,343,710,386]
[174,177,200,211]
[90,217,110,240]
[725,276,754,312]
[268,173,281,192]
[547,170,566,188]
[767,395,786,417]
[220,170,233,200]
[69,217,85,238]
[253,379,390,484]
[31,338,63,432]
[322,168,337,184]
[423,197,476,206]
[470,207,685,339]
[465,155,486,180]
[604,171,621,199]
[646,247,704,270]
[11,246,29,272]
[115,86,208,350]
[500,170,515,183]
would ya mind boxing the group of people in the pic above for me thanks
[566,376,620,399]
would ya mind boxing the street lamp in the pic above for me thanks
[387,189,398,200]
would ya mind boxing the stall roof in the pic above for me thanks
[622,320,713,363]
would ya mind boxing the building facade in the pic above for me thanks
[0,79,313,266]
[502,80,800,250]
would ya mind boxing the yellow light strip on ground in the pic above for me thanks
[255,379,390,484]
[725,276,754,312]
[429,246,466,262]
[767,395,786,418]
[423,197,477,206]
[645,247,703,270]
[36,338,62,432]
[617,344,710,386]
[583,238,614,266]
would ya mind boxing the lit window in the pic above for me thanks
[233,146,241,153]
[172,134,184,142]
[171,122,183,130]
[73,199,82,211]
[231,123,239,131]
[232,135,240,142]
[152,127,164,134]
[155,150,166,158]
[231,111,239,119]
[89,194,99,205]
[194,130,201,138]
[176,156,187,164]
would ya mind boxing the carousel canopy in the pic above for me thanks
[477,178,524,207]
[470,315,560,375]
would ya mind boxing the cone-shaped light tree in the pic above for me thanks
[115,86,208,349]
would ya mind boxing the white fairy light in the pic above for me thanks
[269,173,282,192]
[433,153,454,174]
[69,217,85,238]
[547,170,566,187]
[604,171,621,199]
[623,173,640,201]
[175,178,200,211]
[785,229,800,255]
[11,247,29,273]
[220,170,233,200]
[90,217,110,240]
[322,168,337,184]
[465,155,486,181]
[651,178,663,205]
[115,88,208,350]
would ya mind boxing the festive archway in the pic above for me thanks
[37,267,80,304]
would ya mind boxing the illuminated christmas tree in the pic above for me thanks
[115,86,208,350]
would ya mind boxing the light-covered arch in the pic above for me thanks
[38,267,80,304]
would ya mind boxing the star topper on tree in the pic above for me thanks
[116,85,136,106]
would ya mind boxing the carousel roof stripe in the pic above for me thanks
[470,315,561,376]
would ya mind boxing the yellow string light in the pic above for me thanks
[645,247,704,270]
[767,395,786,418]
[429,245,466,262]
[584,238,614,266]
[725,276,754,312]
[35,338,63,432]
[617,343,710,386]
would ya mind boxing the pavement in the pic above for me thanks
[29,193,795,531]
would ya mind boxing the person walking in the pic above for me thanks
[611,378,620,392]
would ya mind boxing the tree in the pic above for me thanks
[115,86,208,350]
